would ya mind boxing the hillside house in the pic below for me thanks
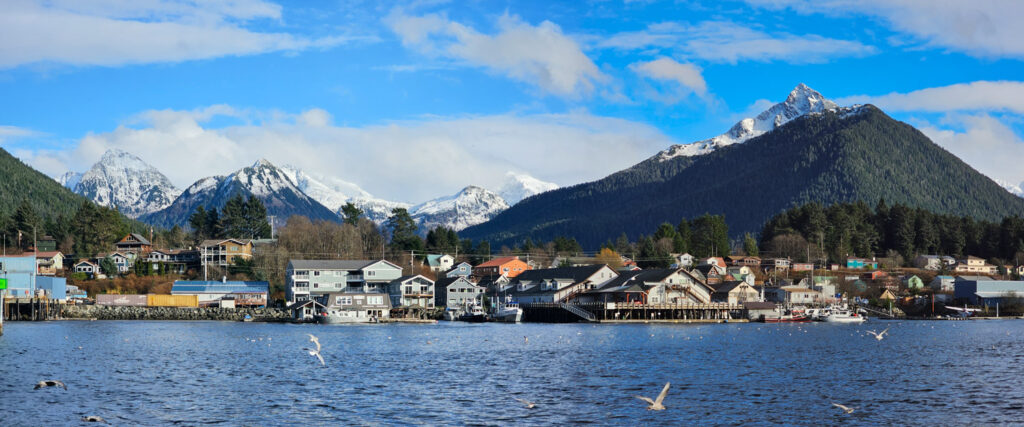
[114,233,153,254]
[914,255,956,271]
[474,256,531,278]
[953,256,997,275]
[930,275,955,292]
[674,253,695,268]
[35,251,64,276]
[846,258,878,269]
[73,260,99,277]
[200,238,254,267]
[903,275,924,290]
[694,264,724,285]
[445,262,473,278]
[424,254,454,272]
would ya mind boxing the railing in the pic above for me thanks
[558,302,596,322]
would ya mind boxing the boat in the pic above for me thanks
[492,302,523,323]
[822,308,867,323]
[456,305,488,322]
[443,310,460,321]
[242,314,254,322]
[762,308,811,323]
[315,310,382,324]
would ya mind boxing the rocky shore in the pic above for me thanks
[60,305,292,322]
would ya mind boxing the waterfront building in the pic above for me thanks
[710,281,761,305]
[424,254,454,273]
[776,286,822,305]
[171,280,269,307]
[321,292,392,321]
[953,256,998,275]
[114,233,153,254]
[35,251,64,276]
[586,268,712,304]
[953,278,1024,305]
[507,265,618,304]
[444,262,473,278]
[285,259,403,304]
[388,275,435,308]
[474,256,531,278]
[0,254,38,298]
[200,238,254,267]
[36,276,67,300]
[434,276,485,308]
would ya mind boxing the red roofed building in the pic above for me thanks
[474,256,531,278]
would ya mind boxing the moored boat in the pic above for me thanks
[492,303,523,323]
[457,305,488,322]
[822,309,867,323]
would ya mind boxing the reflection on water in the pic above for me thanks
[1,320,1023,425]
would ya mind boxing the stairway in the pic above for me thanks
[558,302,596,322]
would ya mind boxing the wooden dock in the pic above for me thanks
[2,298,61,321]
[522,302,746,323]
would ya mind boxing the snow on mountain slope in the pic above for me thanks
[139,159,339,228]
[71,149,181,218]
[279,165,373,211]
[996,179,1024,198]
[352,197,412,224]
[411,186,509,231]
[657,83,839,160]
[498,172,559,205]
[57,171,82,190]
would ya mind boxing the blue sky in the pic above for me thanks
[3,0,1024,202]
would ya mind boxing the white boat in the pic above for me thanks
[822,309,867,323]
[315,309,383,324]
[492,303,523,323]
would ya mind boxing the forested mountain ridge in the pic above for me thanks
[461,105,1024,248]
[0,147,87,219]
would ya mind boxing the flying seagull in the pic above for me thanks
[832,403,855,414]
[34,380,67,390]
[866,327,890,341]
[514,398,536,409]
[81,415,107,423]
[304,334,325,366]
[635,382,670,410]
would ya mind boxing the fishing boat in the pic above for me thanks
[762,308,810,323]
[822,308,867,323]
[492,302,523,323]
[457,305,488,322]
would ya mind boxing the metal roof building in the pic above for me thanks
[172,280,269,307]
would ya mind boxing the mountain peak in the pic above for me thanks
[656,83,842,160]
[252,158,275,169]
[73,148,181,218]
[499,172,558,204]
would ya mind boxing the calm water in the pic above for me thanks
[1,319,1023,426]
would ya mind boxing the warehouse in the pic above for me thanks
[172,279,269,307]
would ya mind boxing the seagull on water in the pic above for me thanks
[304,334,325,366]
[514,398,536,409]
[81,415,107,423]
[832,402,855,414]
[34,380,67,390]
[635,382,670,410]
[866,327,890,341]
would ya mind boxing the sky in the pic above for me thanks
[4,0,1024,203]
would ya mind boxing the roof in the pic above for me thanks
[172,281,269,294]
[694,265,720,276]
[781,286,820,293]
[288,259,399,271]
[435,276,476,289]
[711,281,750,294]
[955,275,994,282]
[118,233,151,245]
[425,254,451,266]
[390,275,433,285]
[475,256,522,268]
[743,301,777,310]
[512,265,607,283]
[593,268,678,293]
[34,251,62,258]
[286,300,326,310]
[200,238,253,247]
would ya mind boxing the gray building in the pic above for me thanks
[434,276,485,308]
[285,259,403,304]
[388,275,435,308]
[954,278,1024,305]
[322,292,392,322]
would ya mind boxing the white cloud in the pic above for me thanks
[629,58,707,103]
[0,0,355,68]
[600,20,875,63]
[21,106,674,203]
[385,10,609,98]
[918,114,1024,187]
[837,81,1024,114]
[746,0,1024,59]
[0,125,43,142]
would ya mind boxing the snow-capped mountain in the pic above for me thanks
[57,171,82,190]
[278,165,411,224]
[996,179,1024,198]
[139,159,339,228]
[657,83,839,160]
[66,149,181,218]
[411,186,510,232]
[498,172,559,205]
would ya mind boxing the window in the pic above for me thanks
[367,271,376,276]
[503,267,510,272]
[368,296,383,305]
[336,296,353,305]
[406,286,413,294]
[314,271,320,276]
[313,283,319,288]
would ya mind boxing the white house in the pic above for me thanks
[388,275,435,308]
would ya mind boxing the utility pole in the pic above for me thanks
[268,215,276,239]
[203,244,208,282]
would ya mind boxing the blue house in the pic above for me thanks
[846,258,878,269]
[445,262,473,278]
[0,254,38,298]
